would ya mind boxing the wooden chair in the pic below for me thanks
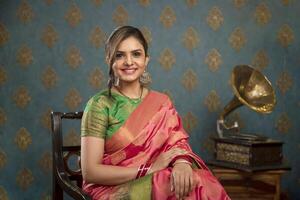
[51,111,91,200]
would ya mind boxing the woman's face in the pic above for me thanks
[112,36,149,85]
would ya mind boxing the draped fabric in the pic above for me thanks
[81,90,230,200]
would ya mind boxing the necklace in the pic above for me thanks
[116,86,144,101]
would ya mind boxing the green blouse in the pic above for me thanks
[81,89,142,139]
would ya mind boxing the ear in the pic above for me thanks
[145,56,150,69]
[105,56,110,65]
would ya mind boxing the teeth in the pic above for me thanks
[123,69,136,74]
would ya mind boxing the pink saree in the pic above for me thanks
[83,91,230,200]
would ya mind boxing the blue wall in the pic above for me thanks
[0,0,299,199]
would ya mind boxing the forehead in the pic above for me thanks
[117,36,144,51]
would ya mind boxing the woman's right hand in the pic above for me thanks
[149,148,187,174]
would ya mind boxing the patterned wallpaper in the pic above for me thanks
[0,0,299,199]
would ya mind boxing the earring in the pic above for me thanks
[114,76,120,87]
[140,70,152,86]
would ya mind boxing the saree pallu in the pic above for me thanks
[83,91,230,200]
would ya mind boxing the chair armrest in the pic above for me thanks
[55,171,91,200]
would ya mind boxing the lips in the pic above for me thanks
[121,68,138,75]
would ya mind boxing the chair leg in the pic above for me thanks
[53,175,63,200]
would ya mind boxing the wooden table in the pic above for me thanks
[210,167,289,200]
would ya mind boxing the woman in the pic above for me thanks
[81,26,230,200]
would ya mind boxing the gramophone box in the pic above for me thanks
[213,136,283,167]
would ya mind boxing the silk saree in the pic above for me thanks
[81,90,230,200]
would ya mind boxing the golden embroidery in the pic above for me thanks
[0,107,7,126]
[186,0,198,8]
[41,108,52,130]
[65,3,82,27]
[64,129,80,146]
[39,152,52,173]
[0,23,10,46]
[160,6,176,28]
[277,71,293,94]
[229,27,246,51]
[16,0,34,24]
[16,168,34,190]
[0,149,7,169]
[206,6,224,31]
[233,0,247,9]
[92,0,103,7]
[64,88,82,110]
[113,5,129,26]
[89,67,104,89]
[0,186,8,200]
[276,113,291,134]
[254,3,271,26]
[159,48,176,71]
[15,127,32,151]
[252,50,269,71]
[41,66,58,89]
[0,67,7,86]
[132,134,147,146]
[40,193,52,200]
[111,151,126,165]
[277,24,294,47]
[205,48,222,72]
[183,112,198,133]
[140,26,152,44]
[181,68,198,91]
[109,185,130,199]
[17,44,33,68]
[89,26,106,48]
[281,0,293,6]
[13,86,31,108]
[65,46,83,69]
[45,0,53,6]
[182,27,200,52]
[202,133,215,153]
[41,24,59,48]
[204,90,221,112]
[139,0,151,7]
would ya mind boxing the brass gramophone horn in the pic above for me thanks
[217,65,276,138]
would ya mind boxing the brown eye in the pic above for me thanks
[132,51,141,57]
[115,53,123,59]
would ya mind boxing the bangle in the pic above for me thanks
[173,160,192,166]
[135,163,152,179]
[170,155,193,166]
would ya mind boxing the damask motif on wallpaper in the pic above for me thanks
[0,0,299,199]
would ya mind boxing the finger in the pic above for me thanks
[174,173,180,200]
[179,174,185,199]
[170,172,174,192]
[189,174,193,194]
[184,174,190,197]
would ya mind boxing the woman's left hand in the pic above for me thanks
[171,162,194,200]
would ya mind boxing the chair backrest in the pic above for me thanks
[51,111,91,200]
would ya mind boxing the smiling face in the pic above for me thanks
[112,36,149,85]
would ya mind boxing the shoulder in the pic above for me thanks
[85,89,112,110]
[148,90,169,100]
[148,89,172,106]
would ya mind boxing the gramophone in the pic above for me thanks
[211,65,284,171]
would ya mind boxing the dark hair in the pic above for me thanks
[105,26,148,97]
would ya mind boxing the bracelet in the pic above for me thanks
[135,163,152,179]
[170,154,193,166]
[173,160,192,166]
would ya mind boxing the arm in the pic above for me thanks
[81,136,139,185]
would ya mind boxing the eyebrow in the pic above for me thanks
[116,49,143,53]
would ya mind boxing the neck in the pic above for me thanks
[117,81,142,99]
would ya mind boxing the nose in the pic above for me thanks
[125,55,133,66]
